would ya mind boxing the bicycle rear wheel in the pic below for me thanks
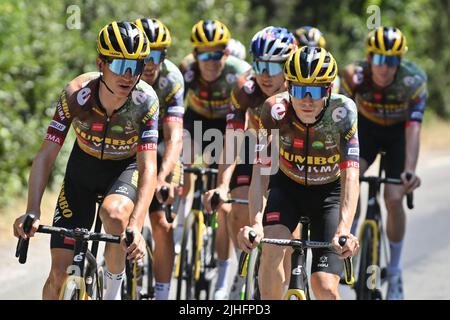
[176,212,196,300]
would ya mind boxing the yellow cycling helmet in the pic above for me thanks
[97,21,150,59]
[191,19,231,47]
[284,46,337,84]
[135,18,172,48]
[295,26,326,48]
[367,26,408,56]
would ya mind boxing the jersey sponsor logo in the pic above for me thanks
[332,107,347,122]
[49,120,66,132]
[352,72,364,85]
[349,137,358,145]
[312,141,324,149]
[293,162,340,174]
[64,237,75,246]
[75,126,138,147]
[266,212,280,222]
[111,125,124,134]
[164,116,183,123]
[168,106,185,115]
[142,129,158,139]
[58,185,73,218]
[271,103,286,121]
[45,133,64,145]
[184,69,195,83]
[165,83,183,103]
[345,122,357,141]
[280,135,292,147]
[373,92,383,101]
[132,91,149,105]
[115,185,129,195]
[76,87,91,106]
[237,175,250,185]
[318,255,329,268]
[138,142,157,152]
[293,138,304,149]
[142,102,159,124]
[199,90,208,98]
[348,148,359,156]
[159,76,169,89]
[60,93,71,120]
[243,80,255,94]
[410,111,423,121]
[339,160,359,170]
[226,73,237,84]
[91,123,104,132]
[280,147,340,165]
[226,113,235,121]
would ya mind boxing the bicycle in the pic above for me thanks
[16,213,121,300]
[174,166,219,300]
[240,217,354,300]
[354,152,414,300]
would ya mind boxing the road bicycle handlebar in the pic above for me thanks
[16,214,121,264]
[360,172,414,209]
[210,192,249,212]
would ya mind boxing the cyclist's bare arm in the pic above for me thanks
[128,150,157,231]
[14,141,62,239]
[156,120,183,203]
[403,122,421,192]
[337,167,359,235]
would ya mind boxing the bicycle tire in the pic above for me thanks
[356,224,377,300]
[142,226,154,300]
[244,246,261,300]
[176,212,196,300]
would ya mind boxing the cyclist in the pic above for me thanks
[13,21,159,300]
[295,25,340,93]
[237,46,360,300]
[135,18,184,300]
[340,26,427,300]
[203,26,297,299]
[176,19,251,300]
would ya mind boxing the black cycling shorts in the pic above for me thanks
[358,114,405,179]
[263,170,343,276]
[51,142,138,250]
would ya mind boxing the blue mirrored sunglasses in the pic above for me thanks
[252,61,283,76]
[197,51,224,61]
[372,54,401,67]
[289,85,329,100]
[108,59,145,76]
[144,50,165,64]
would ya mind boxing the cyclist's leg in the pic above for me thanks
[383,125,406,299]
[309,181,343,300]
[46,144,99,299]
[149,199,174,300]
[100,162,139,300]
[260,184,299,300]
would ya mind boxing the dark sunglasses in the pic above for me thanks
[372,53,401,68]
[289,85,330,100]
[197,50,225,61]
[108,59,145,76]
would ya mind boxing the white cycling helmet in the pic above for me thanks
[227,38,246,60]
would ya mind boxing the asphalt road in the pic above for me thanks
[1,150,449,300]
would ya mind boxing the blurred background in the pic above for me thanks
[0,0,449,299]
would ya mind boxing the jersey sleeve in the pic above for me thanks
[137,95,160,152]
[163,69,185,124]
[44,89,75,146]
[337,98,360,170]
[407,75,428,124]
[226,84,248,130]
[339,64,361,99]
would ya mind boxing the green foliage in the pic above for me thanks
[0,0,448,208]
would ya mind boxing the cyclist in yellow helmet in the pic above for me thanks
[177,19,251,300]
[135,17,184,300]
[13,21,159,300]
[340,26,427,300]
[238,46,360,299]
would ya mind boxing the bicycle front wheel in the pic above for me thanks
[176,212,196,300]
[244,246,261,300]
[356,224,380,300]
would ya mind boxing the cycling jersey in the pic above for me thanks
[340,60,427,126]
[153,59,185,135]
[227,69,267,130]
[147,59,185,213]
[259,93,359,186]
[45,72,159,160]
[180,54,251,120]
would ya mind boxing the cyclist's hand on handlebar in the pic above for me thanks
[401,171,420,193]
[155,179,175,205]
[203,186,228,213]
[13,213,40,239]
[122,226,146,261]
[332,233,359,259]
[237,225,263,253]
